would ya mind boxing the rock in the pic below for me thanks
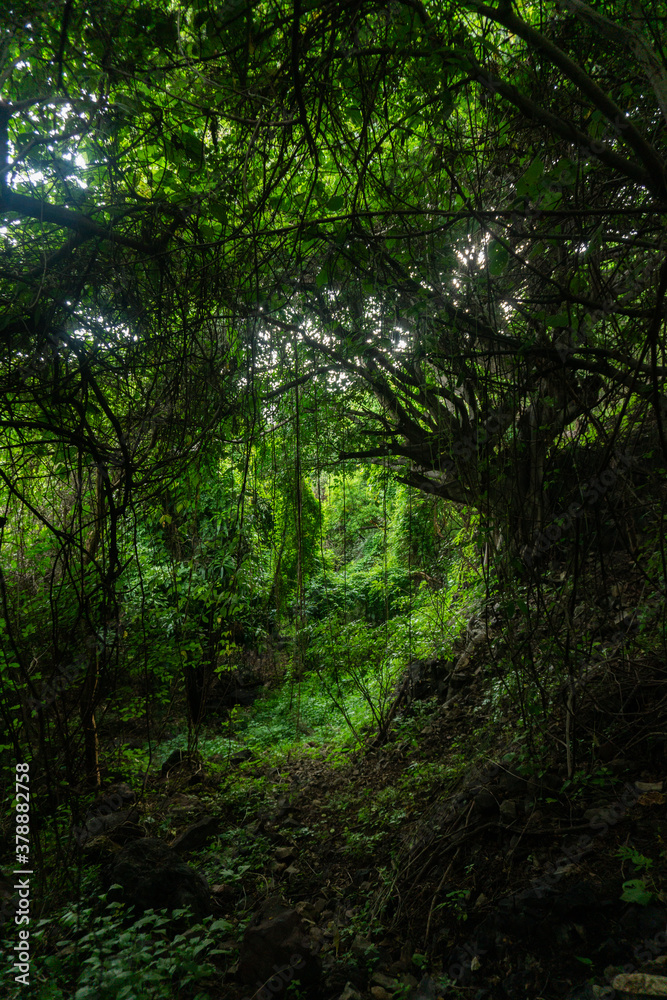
[386,960,409,976]
[499,772,527,795]
[170,816,219,852]
[76,783,139,845]
[238,899,321,993]
[371,971,399,989]
[635,780,663,793]
[231,749,255,765]
[165,794,204,816]
[339,985,363,1000]
[275,846,296,861]
[611,972,667,995]
[370,989,392,1000]
[296,900,316,920]
[76,807,141,844]
[81,835,124,864]
[473,789,498,814]
[93,782,136,808]
[102,838,210,920]
[413,976,441,1000]
[499,799,517,823]
[350,933,374,957]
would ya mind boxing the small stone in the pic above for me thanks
[370,988,392,1000]
[170,815,218,852]
[275,845,295,861]
[165,794,203,815]
[635,780,663,792]
[499,799,517,823]
[386,960,409,976]
[611,972,667,994]
[339,985,363,1000]
[372,971,399,989]
[351,934,374,957]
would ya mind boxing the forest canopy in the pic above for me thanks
[2,0,666,552]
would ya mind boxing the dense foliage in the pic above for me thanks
[0,1,666,995]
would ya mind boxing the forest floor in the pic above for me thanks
[76,550,667,1000]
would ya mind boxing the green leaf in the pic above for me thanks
[516,157,544,197]
[487,240,509,276]
[620,879,654,905]
[209,203,227,224]
[545,312,570,328]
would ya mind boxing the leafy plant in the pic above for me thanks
[620,879,655,906]
[616,846,654,872]
[615,845,657,906]
[18,903,233,1000]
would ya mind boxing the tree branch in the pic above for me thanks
[1,189,155,253]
